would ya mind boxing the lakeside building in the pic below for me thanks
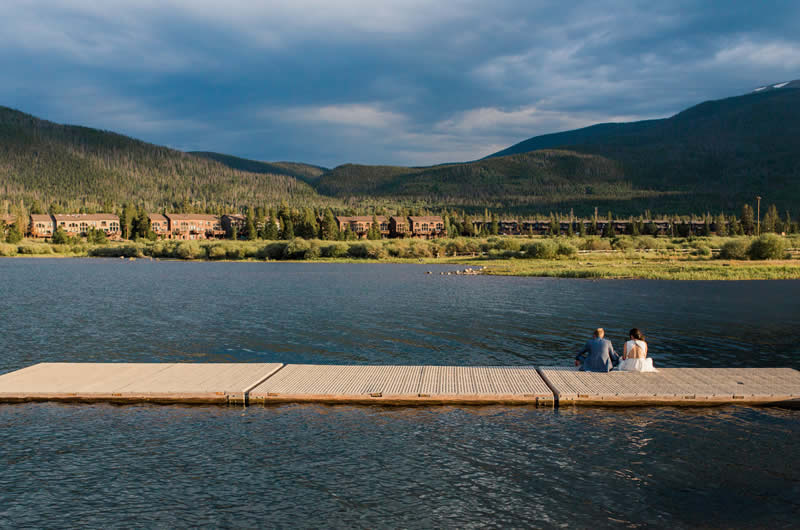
[1,214,16,226]
[165,214,224,240]
[20,211,721,241]
[221,214,246,237]
[389,216,410,237]
[408,216,445,238]
[335,216,389,238]
[29,214,55,238]
[53,214,121,239]
[148,214,171,238]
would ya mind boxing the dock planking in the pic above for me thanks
[0,363,798,407]
[248,364,554,405]
[0,362,283,404]
[538,366,800,406]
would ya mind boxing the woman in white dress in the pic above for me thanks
[617,328,657,372]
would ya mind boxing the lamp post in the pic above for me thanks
[756,196,761,236]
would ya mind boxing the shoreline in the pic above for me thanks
[2,236,799,281]
[3,253,800,280]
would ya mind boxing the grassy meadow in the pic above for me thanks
[2,234,799,280]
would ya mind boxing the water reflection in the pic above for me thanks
[1,260,799,527]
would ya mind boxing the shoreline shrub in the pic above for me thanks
[524,240,557,259]
[284,238,311,259]
[611,237,635,251]
[322,242,349,258]
[0,243,17,256]
[207,245,227,260]
[557,242,577,257]
[175,241,202,260]
[258,242,287,260]
[748,234,787,260]
[581,238,612,251]
[17,244,53,255]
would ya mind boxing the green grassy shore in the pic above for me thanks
[2,234,799,280]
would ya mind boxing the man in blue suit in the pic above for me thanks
[575,328,619,372]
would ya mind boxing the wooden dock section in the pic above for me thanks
[248,364,554,405]
[539,366,800,406]
[0,362,283,404]
[0,363,798,407]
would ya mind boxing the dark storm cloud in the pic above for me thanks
[1,0,798,166]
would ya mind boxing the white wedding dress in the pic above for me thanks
[617,340,657,372]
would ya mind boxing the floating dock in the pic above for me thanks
[0,363,798,407]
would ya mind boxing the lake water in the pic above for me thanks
[1,259,798,527]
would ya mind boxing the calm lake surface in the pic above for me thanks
[1,259,798,528]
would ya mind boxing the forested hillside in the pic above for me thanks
[0,106,325,213]
[487,85,800,211]
[190,151,327,183]
[315,150,674,214]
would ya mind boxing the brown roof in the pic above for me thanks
[148,213,168,222]
[1,214,15,224]
[409,216,444,223]
[390,216,408,223]
[30,214,54,223]
[222,214,246,220]
[335,216,387,223]
[54,213,119,222]
[166,214,220,221]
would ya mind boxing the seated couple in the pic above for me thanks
[574,328,656,372]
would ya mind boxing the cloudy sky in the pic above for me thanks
[2,0,798,167]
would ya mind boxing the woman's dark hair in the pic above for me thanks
[629,328,645,341]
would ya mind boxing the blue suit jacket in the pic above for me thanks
[576,338,619,372]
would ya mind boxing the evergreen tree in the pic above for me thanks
[6,224,23,243]
[120,203,132,239]
[367,215,381,240]
[281,218,294,240]
[603,212,615,237]
[130,209,152,239]
[299,208,318,239]
[702,216,711,236]
[262,208,279,240]
[87,227,108,244]
[549,216,560,236]
[729,216,743,235]
[741,204,755,235]
[245,208,257,240]
[490,213,499,235]
[631,219,640,236]
[51,227,68,244]
[715,214,728,236]
[321,209,339,240]
[462,214,474,236]
[590,217,598,236]
[762,204,779,233]
[578,219,586,237]
[567,219,574,237]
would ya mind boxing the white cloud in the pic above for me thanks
[712,39,800,70]
[266,103,408,129]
